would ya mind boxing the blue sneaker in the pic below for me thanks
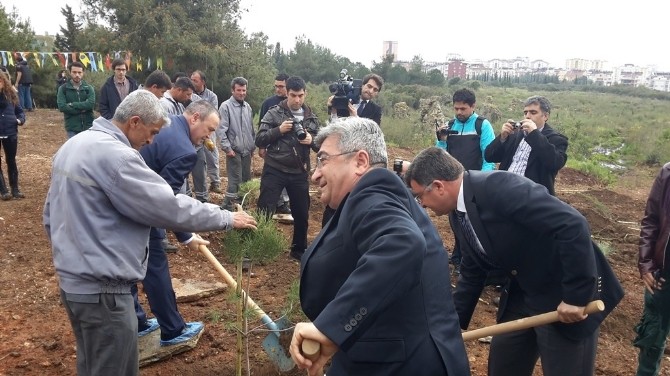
[138,318,159,337]
[160,322,205,347]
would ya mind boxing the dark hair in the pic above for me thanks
[231,76,248,88]
[173,76,195,91]
[15,54,24,62]
[286,76,306,92]
[275,73,289,82]
[524,95,552,114]
[362,73,384,92]
[192,70,206,83]
[452,88,476,106]
[69,61,85,71]
[111,58,126,70]
[172,71,187,82]
[145,70,172,89]
[404,147,464,187]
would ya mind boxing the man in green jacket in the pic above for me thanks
[57,61,96,138]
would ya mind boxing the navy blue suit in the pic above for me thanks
[453,170,624,376]
[301,168,470,376]
[132,114,198,340]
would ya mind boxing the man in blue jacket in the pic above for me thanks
[134,100,226,347]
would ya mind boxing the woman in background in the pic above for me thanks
[0,72,26,200]
[56,69,68,91]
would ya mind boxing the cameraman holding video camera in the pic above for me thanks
[327,73,383,125]
[256,76,320,261]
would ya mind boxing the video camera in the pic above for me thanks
[329,69,362,113]
[436,120,458,140]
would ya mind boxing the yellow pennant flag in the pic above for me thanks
[79,53,91,68]
[156,57,163,70]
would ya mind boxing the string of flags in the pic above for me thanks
[0,50,173,72]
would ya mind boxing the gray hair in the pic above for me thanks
[524,95,551,114]
[113,90,170,126]
[231,76,248,88]
[314,117,387,167]
[404,147,463,186]
[184,99,220,121]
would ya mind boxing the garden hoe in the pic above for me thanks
[198,244,295,372]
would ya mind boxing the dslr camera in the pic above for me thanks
[510,120,523,129]
[329,69,363,111]
[393,158,404,176]
[291,118,307,140]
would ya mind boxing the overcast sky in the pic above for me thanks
[5,0,669,71]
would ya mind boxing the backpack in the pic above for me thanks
[447,115,486,136]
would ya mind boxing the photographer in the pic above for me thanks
[255,76,320,261]
[484,96,568,196]
[327,73,383,126]
[435,88,495,273]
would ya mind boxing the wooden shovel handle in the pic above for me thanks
[462,300,605,341]
[300,338,324,376]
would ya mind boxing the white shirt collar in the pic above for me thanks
[457,178,466,213]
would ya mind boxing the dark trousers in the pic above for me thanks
[132,235,185,340]
[0,135,19,192]
[257,164,309,254]
[634,267,670,376]
[60,290,138,376]
[488,299,598,376]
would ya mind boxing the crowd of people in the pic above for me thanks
[2,54,664,375]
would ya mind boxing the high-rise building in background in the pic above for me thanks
[382,41,398,61]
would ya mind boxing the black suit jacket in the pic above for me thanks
[301,168,470,376]
[453,171,624,340]
[484,124,568,195]
[359,100,382,125]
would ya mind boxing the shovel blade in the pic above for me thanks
[261,316,295,372]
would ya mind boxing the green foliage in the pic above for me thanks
[54,5,82,51]
[0,5,35,51]
[282,279,307,323]
[222,211,288,265]
[238,179,261,208]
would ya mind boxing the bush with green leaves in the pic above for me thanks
[222,210,288,265]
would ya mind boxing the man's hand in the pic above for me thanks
[299,132,312,145]
[347,102,357,117]
[289,322,338,376]
[258,148,267,158]
[279,120,294,134]
[185,233,210,252]
[642,271,664,294]
[519,119,537,133]
[556,301,588,323]
[500,120,516,141]
[231,211,257,230]
[226,150,236,158]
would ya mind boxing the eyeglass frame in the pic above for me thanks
[315,150,358,169]
[414,182,434,205]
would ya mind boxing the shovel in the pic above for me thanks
[198,244,295,372]
[300,299,605,369]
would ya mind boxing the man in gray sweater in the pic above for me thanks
[43,90,257,376]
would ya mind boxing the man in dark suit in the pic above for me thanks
[405,147,624,376]
[326,73,383,125]
[289,118,470,376]
[484,95,568,196]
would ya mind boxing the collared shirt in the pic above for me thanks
[507,126,544,176]
[115,78,129,101]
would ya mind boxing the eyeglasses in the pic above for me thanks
[316,151,357,169]
[115,68,127,72]
[413,182,434,205]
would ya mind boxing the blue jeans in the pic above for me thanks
[18,84,32,110]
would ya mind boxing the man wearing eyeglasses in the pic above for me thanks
[404,147,624,376]
[255,76,320,261]
[289,118,470,376]
[327,73,384,126]
[259,73,292,216]
[99,58,139,119]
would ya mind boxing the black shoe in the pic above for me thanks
[1,193,11,201]
[163,241,179,253]
[12,190,25,199]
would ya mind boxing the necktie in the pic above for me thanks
[455,210,494,267]
[357,101,366,116]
